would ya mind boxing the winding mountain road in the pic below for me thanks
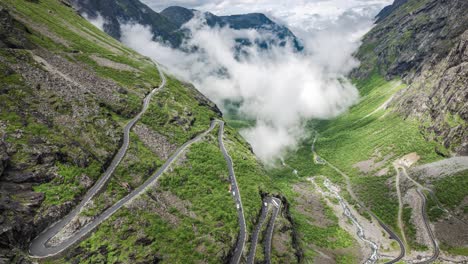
[247,198,268,264]
[246,197,282,264]
[29,64,226,258]
[313,144,405,264]
[416,189,440,264]
[218,122,247,264]
[401,166,468,226]
[29,61,167,258]
[395,165,440,263]
[264,197,281,264]
[394,166,408,248]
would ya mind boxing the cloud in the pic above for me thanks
[87,1,391,163]
[141,0,391,18]
[82,13,106,31]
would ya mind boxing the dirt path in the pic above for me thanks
[394,165,408,248]
[314,142,405,263]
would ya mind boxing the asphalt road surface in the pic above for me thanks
[416,189,440,263]
[29,63,218,258]
[246,198,268,264]
[246,197,281,264]
[217,121,247,264]
[316,148,405,264]
[264,197,281,264]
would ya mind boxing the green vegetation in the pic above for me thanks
[444,112,465,129]
[3,0,131,55]
[266,72,445,258]
[158,133,239,236]
[441,244,468,256]
[34,162,101,206]
[402,206,428,251]
[60,130,240,263]
[353,175,398,229]
[433,169,468,209]
[336,254,357,264]
[267,176,358,262]
[73,54,160,91]
[223,126,272,231]
[425,192,445,222]
[0,57,120,209]
[271,73,441,229]
[292,202,354,249]
[81,133,162,217]
[141,76,220,145]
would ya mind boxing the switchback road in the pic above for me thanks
[218,121,247,264]
[29,63,222,258]
[246,197,281,264]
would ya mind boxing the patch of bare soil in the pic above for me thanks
[127,184,196,226]
[434,218,468,248]
[90,55,139,72]
[10,11,70,48]
[399,152,421,167]
[353,149,394,175]
[133,123,177,160]
[308,177,399,263]
[272,212,296,263]
[374,167,389,176]
[292,183,333,228]
[404,189,432,247]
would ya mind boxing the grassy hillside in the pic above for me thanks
[0,0,272,262]
[48,129,239,264]
[266,72,449,260]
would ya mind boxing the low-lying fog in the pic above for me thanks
[89,0,391,163]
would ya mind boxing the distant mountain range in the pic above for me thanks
[70,0,302,50]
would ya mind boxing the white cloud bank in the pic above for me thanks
[82,13,106,31]
[90,0,392,163]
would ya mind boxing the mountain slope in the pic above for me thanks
[0,0,274,263]
[71,0,302,50]
[269,0,467,262]
[69,0,183,46]
[160,6,303,50]
[1,0,466,263]
[353,0,468,155]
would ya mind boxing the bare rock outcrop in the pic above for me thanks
[353,0,468,155]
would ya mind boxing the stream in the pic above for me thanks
[323,179,379,264]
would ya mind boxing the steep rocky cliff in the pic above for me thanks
[71,0,302,50]
[0,0,276,262]
[353,0,468,155]
[0,0,247,262]
[160,6,303,50]
[70,0,182,46]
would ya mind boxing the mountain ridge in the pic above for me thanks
[0,0,467,263]
[71,0,302,50]
[353,0,468,156]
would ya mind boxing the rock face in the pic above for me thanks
[0,8,34,49]
[160,6,303,51]
[374,0,408,23]
[0,143,7,177]
[0,7,121,259]
[0,0,226,261]
[70,0,181,46]
[353,0,468,155]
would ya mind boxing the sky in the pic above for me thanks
[95,0,392,163]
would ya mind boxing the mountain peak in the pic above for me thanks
[160,6,195,27]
